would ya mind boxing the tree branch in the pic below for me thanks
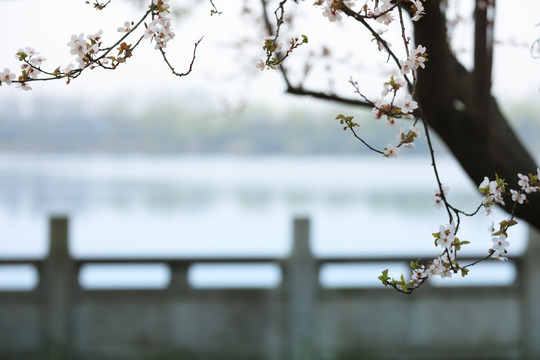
[259,0,371,108]
[285,85,372,108]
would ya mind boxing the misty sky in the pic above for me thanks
[0,0,538,113]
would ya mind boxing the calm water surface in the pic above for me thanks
[0,153,527,260]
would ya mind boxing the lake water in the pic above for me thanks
[0,154,526,288]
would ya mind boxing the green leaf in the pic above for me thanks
[378,269,389,286]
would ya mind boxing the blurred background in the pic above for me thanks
[0,0,539,359]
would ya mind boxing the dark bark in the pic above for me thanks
[414,0,540,230]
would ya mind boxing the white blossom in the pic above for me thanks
[0,68,15,86]
[510,189,526,204]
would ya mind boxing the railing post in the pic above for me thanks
[40,217,75,359]
[286,218,316,360]
[168,262,190,294]
[523,227,540,358]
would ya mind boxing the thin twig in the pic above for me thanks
[159,37,204,77]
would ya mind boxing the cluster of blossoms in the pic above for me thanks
[258,33,309,71]
[67,30,104,69]
[426,223,469,277]
[400,45,427,75]
[409,1,425,22]
[382,168,540,293]
[478,175,507,209]
[144,0,175,50]
[373,78,420,157]
[257,35,284,71]
[4,30,111,90]
[478,169,540,262]
[381,221,467,292]
[6,47,50,90]
[366,0,395,25]
[1,0,182,90]
[319,0,425,25]
[479,169,540,213]
[348,73,422,158]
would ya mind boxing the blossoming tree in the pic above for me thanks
[257,0,540,292]
[1,0,539,293]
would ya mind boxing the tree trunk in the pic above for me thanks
[414,0,540,230]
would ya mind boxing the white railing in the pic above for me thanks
[0,217,539,359]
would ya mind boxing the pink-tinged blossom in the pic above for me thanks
[399,59,413,75]
[400,94,418,113]
[117,21,133,33]
[491,235,509,261]
[427,258,443,277]
[409,125,420,137]
[379,0,392,10]
[517,172,528,187]
[374,5,395,26]
[411,1,425,21]
[24,47,38,57]
[383,144,399,158]
[479,176,505,206]
[27,67,40,79]
[440,250,455,264]
[63,64,75,75]
[518,173,536,193]
[29,55,46,68]
[88,30,103,42]
[144,14,175,49]
[386,117,398,128]
[16,82,31,91]
[411,265,428,286]
[144,23,159,39]
[510,189,526,204]
[410,44,426,57]
[256,59,265,71]
[406,45,427,70]
[87,42,99,56]
[0,68,15,86]
[371,99,384,119]
[410,53,426,69]
[381,76,407,97]
[428,257,452,278]
[488,221,495,234]
[403,142,415,149]
[493,189,505,205]
[67,34,86,57]
[479,176,490,189]
[433,185,449,209]
[436,223,455,249]
[321,0,354,22]
[493,253,508,262]
[322,5,342,22]
[376,28,388,36]
[492,235,509,254]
